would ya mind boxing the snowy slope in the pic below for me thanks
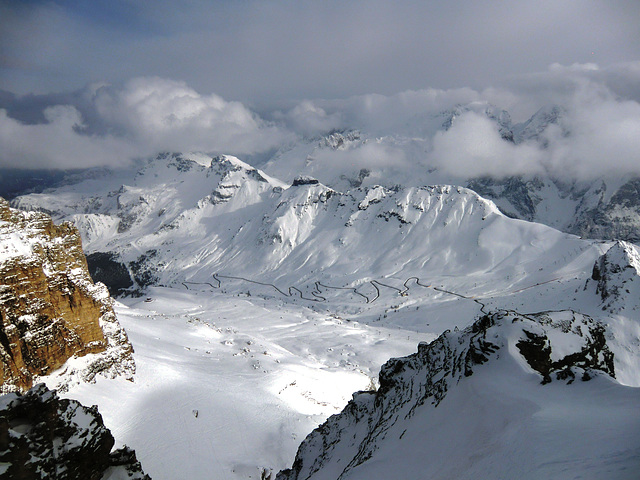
[277,312,639,480]
[57,288,427,480]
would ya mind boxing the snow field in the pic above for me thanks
[60,287,424,480]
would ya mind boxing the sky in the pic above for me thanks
[0,0,639,177]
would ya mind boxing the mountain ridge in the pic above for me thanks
[277,310,637,480]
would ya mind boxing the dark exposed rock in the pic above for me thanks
[516,318,615,384]
[339,168,370,189]
[292,176,320,187]
[319,130,361,150]
[466,176,544,221]
[0,384,150,480]
[588,241,640,312]
[86,252,134,296]
[568,178,640,243]
[247,168,269,183]
[376,210,410,225]
[129,250,160,290]
[516,330,553,384]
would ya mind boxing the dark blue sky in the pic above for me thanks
[2,0,639,105]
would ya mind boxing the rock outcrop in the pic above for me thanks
[0,197,134,393]
[0,383,150,479]
[590,240,640,313]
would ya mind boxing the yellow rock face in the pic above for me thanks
[0,197,118,391]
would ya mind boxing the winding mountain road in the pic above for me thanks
[178,271,589,331]
[179,271,573,320]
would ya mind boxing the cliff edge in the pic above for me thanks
[0,197,134,392]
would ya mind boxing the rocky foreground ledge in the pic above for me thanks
[277,310,638,480]
[0,383,150,479]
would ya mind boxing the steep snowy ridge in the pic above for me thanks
[12,153,285,288]
[277,311,638,480]
[253,183,506,281]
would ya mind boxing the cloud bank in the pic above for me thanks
[0,62,639,182]
[429,112,545,178]
[280,62,640,181]
[0,77,290,169]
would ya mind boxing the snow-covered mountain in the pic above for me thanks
[262,103,640,243]
[468,174,640,243]
[9,151,640,380]
[5,103,640,479]
[8,151,614,295]
[10,101,640,244]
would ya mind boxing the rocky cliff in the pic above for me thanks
[0,197,134,393]
[0,383,150,479]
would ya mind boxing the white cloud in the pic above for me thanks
[429,111,544,178]
[93,77,289,154]
[1,62,640,182]
[542,95,640,180]
[0,77,291,169]
[313,140,408,171]
[0,106,136,169]
[278,101,343,137]
[283,87,481,137]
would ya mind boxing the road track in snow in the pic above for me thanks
[179,272,573,320]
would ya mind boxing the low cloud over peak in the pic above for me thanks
[0,62,639,182]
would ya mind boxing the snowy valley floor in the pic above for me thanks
[50,256,640,479]
[60,286,427,480]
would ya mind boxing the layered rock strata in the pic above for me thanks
[0,197,134,392]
